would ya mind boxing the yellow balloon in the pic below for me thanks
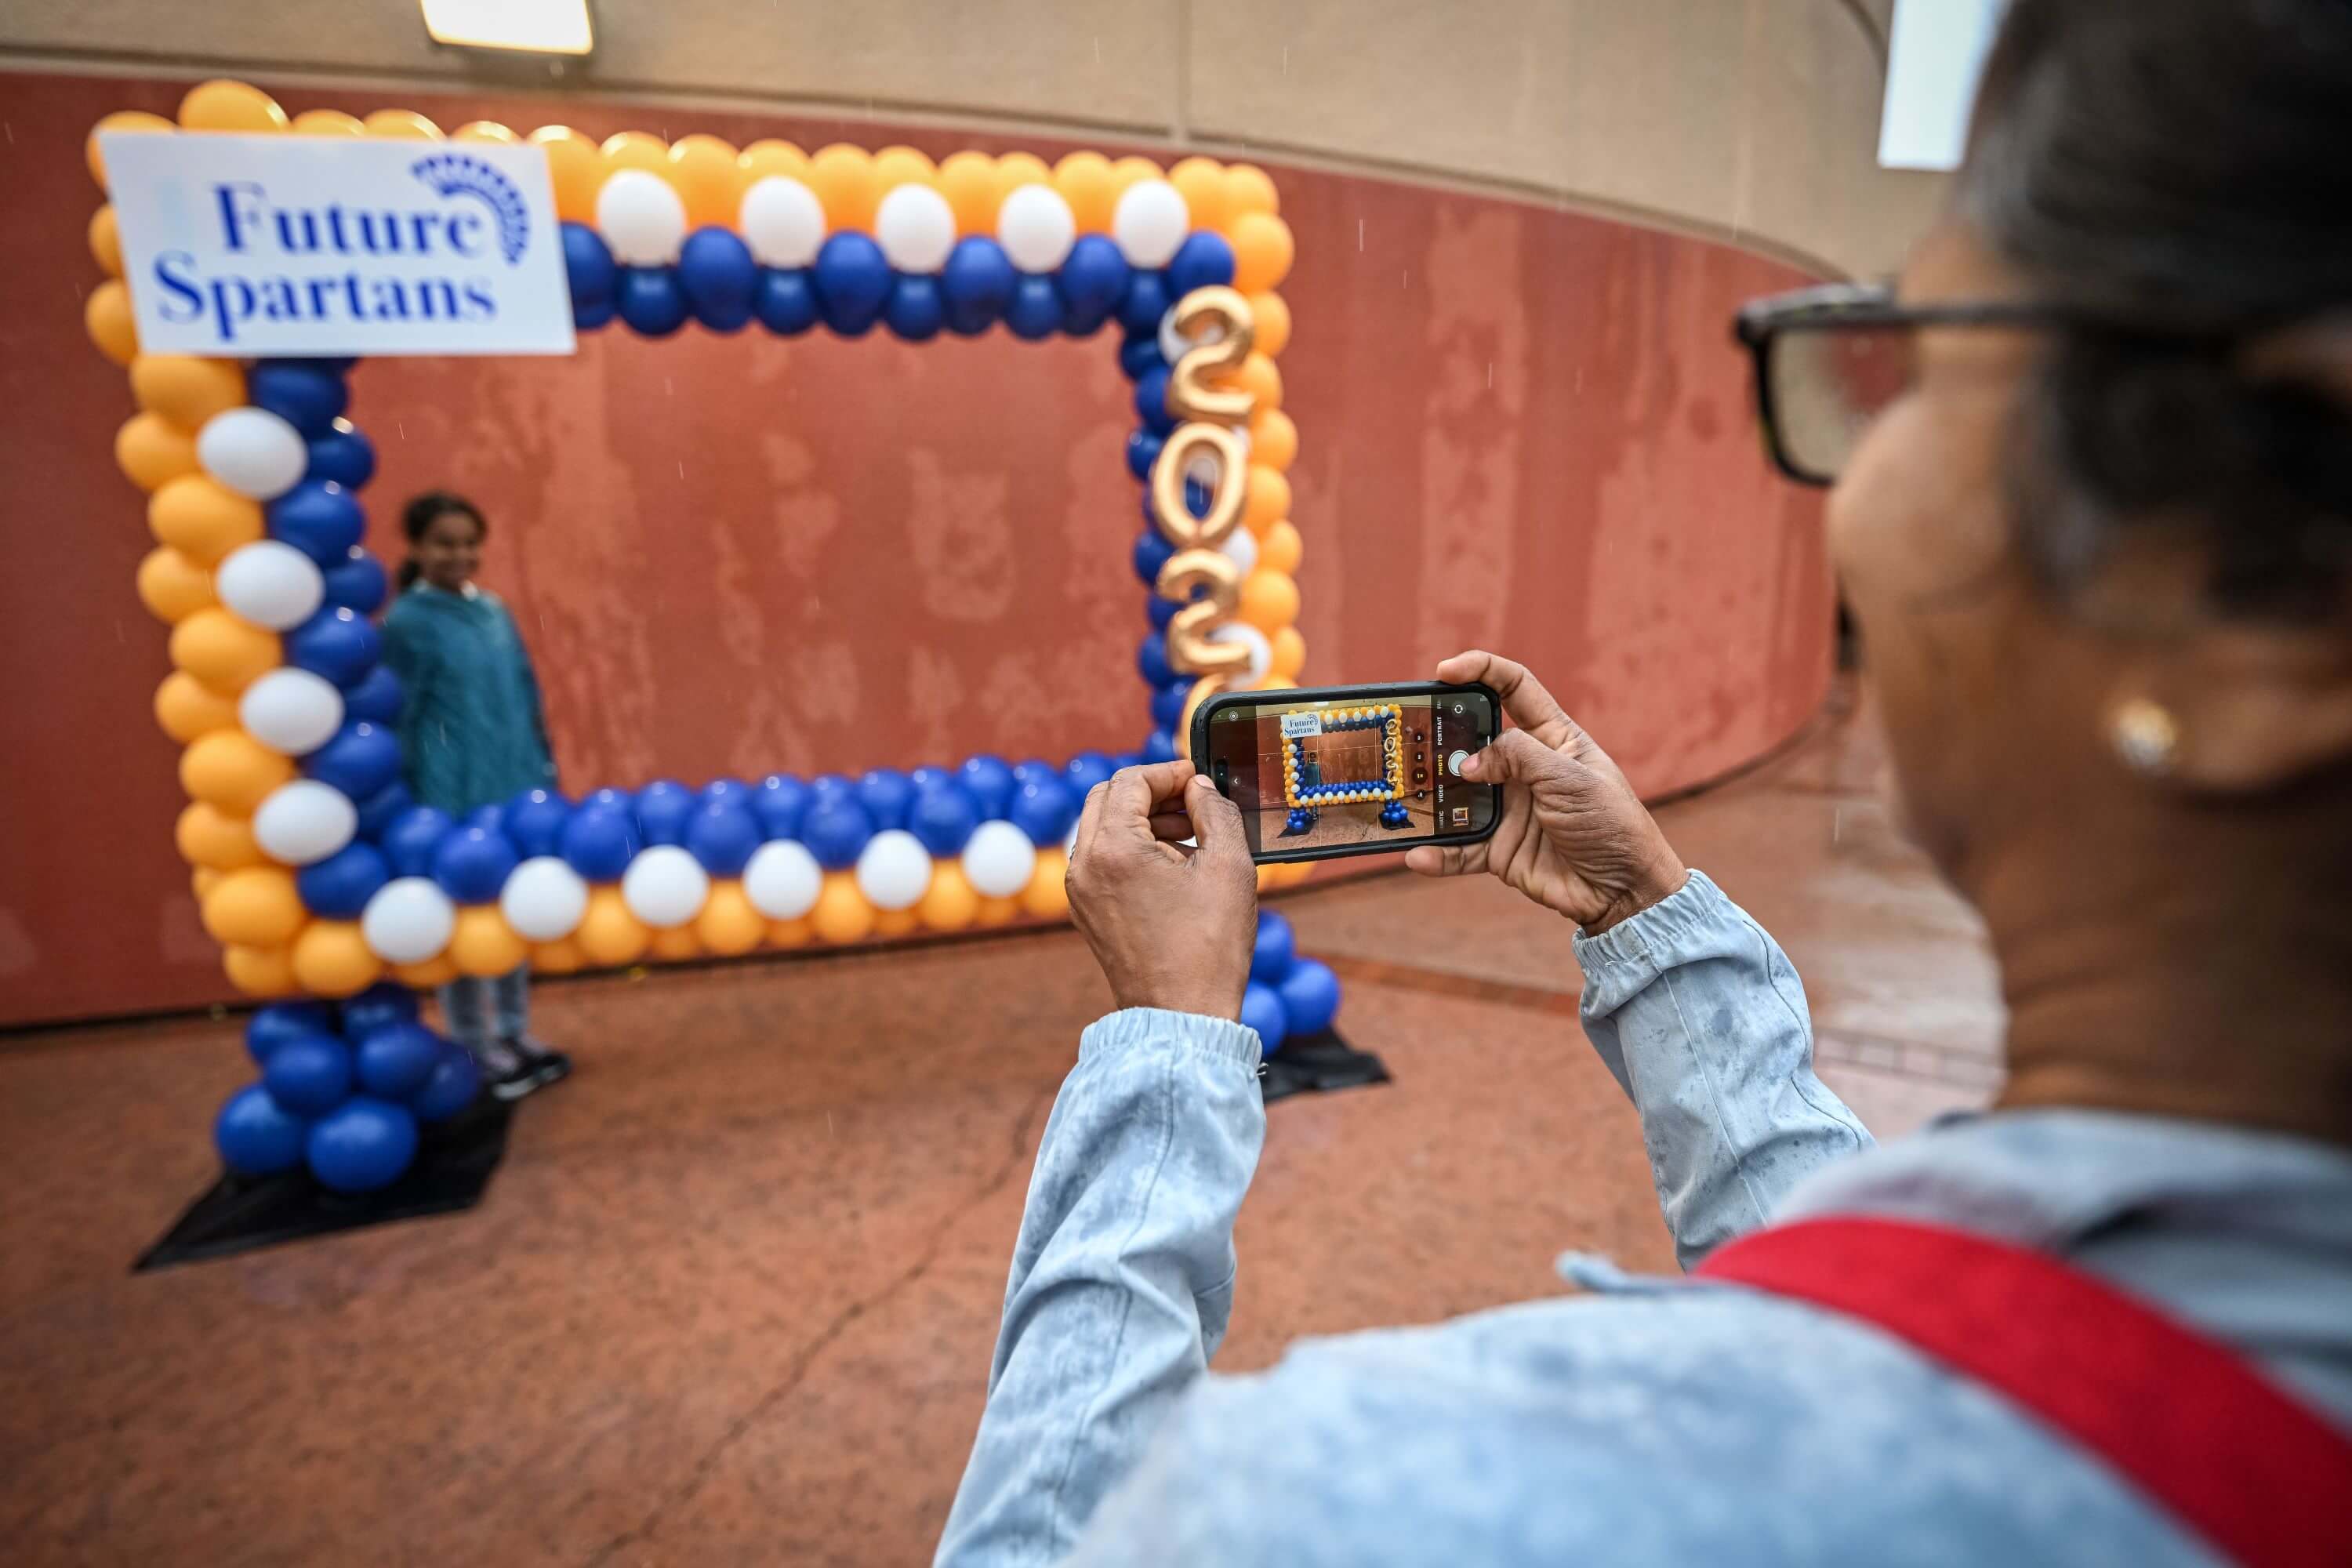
[1053,151,1117,232]
[363,108,441,140]
[86,109,175,190]
[169,606,280,693]
[1260,519,1303,577]
[179,80,288,134]
[292,919,383,997]
[576,887,651,966]
[202,866,304,946]
[873,144,937,193]
[873,907,920,938]
[449,905,528,977]
[393,953,461,988]
[532,937,586,975]
[765,916,814,949]
[807,143,880,231]
[223,942,299,997]
[1168,156,1229,234]
[996,151,1052,200]
[917,862,979,931]
[85,282,138,365]
[1225,162,1280,217]
[696,880,765,955]
[1229,351,1283,412]
[150,476,265,564]
[937,150,1000,233]
[177,800,263,870]
[668,133,742,228]
[809,870,876,943]
[739,139,810,196]
[1021,848,1070,920]
[1261,676,1299,691]
[453,120,519,143]
[116,412,202,492]
[1243,466,1291,537]
[291,109,365,137]
[194,867,223,899]
[89,205,122,276]
[532,126,604,223]
[601,129,671,179]
[1229,211,1295,292]
[974,894,1020,927]
[132,355,245,430]
[154,670,240,742]
[181,728,295,813]
[1109,155,1163,201]
[1269,624,1307,680]
[1237,569,1301,635]
[1250,405,1298,471]
[650,925,702,960]
[137,546,217,624]
[1249,291,1292,358]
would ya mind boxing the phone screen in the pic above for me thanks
[1200,688,1499,858]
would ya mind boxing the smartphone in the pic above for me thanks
[1191,681,1504,863]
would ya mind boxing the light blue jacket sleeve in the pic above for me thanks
[1572,869,1873,1266]
[935,1007,1268,1568]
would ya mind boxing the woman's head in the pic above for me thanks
[400,491,487,593]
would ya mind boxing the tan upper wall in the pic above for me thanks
[0,0,1949,276]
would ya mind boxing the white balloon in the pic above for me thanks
[597,169,688,265]
[252,779,358,866]
[742,839,822,920]
[875,183,956,274]
[962,819,1038,898]
[239,668,344,755]
[1112,179,1189,268]
[500,855,590,942]
[1207,621,1273,686]
[739,176,827,268]
[855,829,933,911]
[1220,524,1259,579]
[197,407,307,499]
[362,877,456,964]
[621,844,709,928]
[1159,307,1229,369]
[215,540,325,631]
[997,183,1076,272]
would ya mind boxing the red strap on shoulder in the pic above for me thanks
[1697,1215,2352,1568]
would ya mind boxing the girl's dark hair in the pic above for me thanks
[1959,0,2352,622]
[397,491,488,590]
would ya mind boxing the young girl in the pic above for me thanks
[382,491,570,1101]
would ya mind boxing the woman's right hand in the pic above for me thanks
[1404,651,1689,934]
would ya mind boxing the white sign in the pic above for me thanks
[102,132,576,357]
[1279,711,1323,739]
[1878,0,2003,171]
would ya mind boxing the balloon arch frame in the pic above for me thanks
[86,81,1344,1194]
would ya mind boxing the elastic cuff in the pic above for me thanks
[1571,868,1729,969]
[1080,1007,1265,1071]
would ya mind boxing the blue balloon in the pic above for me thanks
[1240,981,1290,1054]
[321,547,388,614]
[354,1021,442,1099]
[1147,594,1180,631]
[1064,751,1116,800]
[617,267,691,336]
[908,765,953,793]
[814,232,891,334]
[575,295,617,330]
[341,664,402,726]
[1134,365,1175,434]
[1009,775,1077,844]
[583,786,630,811]
[1119,334,1167,381]
[1011,758,1058,793]
[380,805,453,877]
[263,1032,354,1116]
[296,840,390,918]
[808,771,858,804]
[561,220,617,306]
[303,720,401,800]
[1250,909,1296,984]
[858,768,915,832]
[684,800,761,875]
[1004,274,1063,340]
[1151,676,1194,731]
[753,268,818,334]
[246,1000,336,1064]
[504,789,571,858]
[216,1084,309,1175]
[466,802,506,834]
[907,782,979,855]
[1138,630,1176,687]
[1276,958,1341,1036]
[958,755,1016,819]
[561,804,640,881]
[307,423,376,489]
[1119,270,1171,336]
[432,824,518,902]
[753,774,808,839]
[884,274,946,340]
[409,1044,481,1121]
[1131,529,1175,586]
[1167,230,1238,298]
[249,359,348,435]
[633,779,695,845]
[699,777,750,804]
[1143,728,1179,764]
[800,796,875,871]
[339,980,419,1036]
[1058,234,1132,319]
[286,606,380,687]
[267,480,365,564]
[942,236,1015,334]
[678,227,757,329]
[306,1097,419,1193]
[1126,428,1163,481]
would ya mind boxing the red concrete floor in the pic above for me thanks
[0,684,2001,1566]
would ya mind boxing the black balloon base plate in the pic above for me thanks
[1261,1029,1389,1103]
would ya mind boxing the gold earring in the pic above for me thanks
[2109,698,2181,776]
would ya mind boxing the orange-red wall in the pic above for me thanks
[0,72,1831,1027]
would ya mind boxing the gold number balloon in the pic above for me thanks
[1163,286,1258,426]
[1156,549,1249,677]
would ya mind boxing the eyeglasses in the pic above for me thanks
[1733,282,2101,486]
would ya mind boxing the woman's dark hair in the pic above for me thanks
[397,491,488,590]
[1959,0,2352,622]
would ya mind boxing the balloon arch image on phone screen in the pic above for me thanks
[86,80,1344,1196]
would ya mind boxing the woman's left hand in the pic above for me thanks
[1066,761,1258,1020]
